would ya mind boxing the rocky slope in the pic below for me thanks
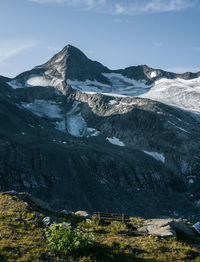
[0,45,200,220]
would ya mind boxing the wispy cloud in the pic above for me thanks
[0,40,38,63]
[113,0,198,15]
[29,0,106,9]
[29,0,198,14]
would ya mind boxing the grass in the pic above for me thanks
[0,193,59,262]
[0,193,200,261]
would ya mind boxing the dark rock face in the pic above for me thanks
[38,45,110,83]
[1,45,200,221]
[13,45,110,85]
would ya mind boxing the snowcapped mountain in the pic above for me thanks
[1,45,200,220]
[8,45,200,113]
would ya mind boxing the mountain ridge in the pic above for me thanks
[0,44,200,221]
[10,44,200,82]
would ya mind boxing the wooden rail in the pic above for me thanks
[93,212,130,222]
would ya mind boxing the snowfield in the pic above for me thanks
[67,75,200,114]
[26,75,62,87]
[67,73,151,97]
[141,77,200,113]
[8,70,200,114]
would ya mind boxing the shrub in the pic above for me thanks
[45,222,95,257]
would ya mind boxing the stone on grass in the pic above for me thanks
[75,210,91,218]
[138,218,198,238]
[42,216,51,226]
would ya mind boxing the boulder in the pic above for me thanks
[138,219,176,237]
[75,210,91,218]
[60,209,69,215]
[138,218,198,238]
[42,216,51,226]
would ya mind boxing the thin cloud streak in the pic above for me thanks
[29,0,198,14]
[113,0,198,15]
[29,0,106,9]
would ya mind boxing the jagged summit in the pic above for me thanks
[12,44,110,86]
[36,44,88,69]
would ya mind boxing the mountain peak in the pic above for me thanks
[36,44,87,70]
[32,44,110,83]
[62,44,82,52]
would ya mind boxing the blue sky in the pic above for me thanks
[0,0,200,77]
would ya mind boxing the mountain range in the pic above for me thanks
[0,44,200,221]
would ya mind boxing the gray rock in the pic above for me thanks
[170,219,197,238]
[60,209,69,215]
[75,211,91,218]
[42,216,51,226]
[138,218,198,238]
[138,219,176,237]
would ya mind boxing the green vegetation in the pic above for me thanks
[0,193,58,262]
[0,193,200,261]
[45,222,95,257]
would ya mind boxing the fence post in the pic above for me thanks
[98,211,101,221]
[122,213,124,223]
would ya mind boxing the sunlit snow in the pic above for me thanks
[68,74,200,114]
[26,75,62,87]
[141,77,200,113]
[67,73,151,97]
[150,71,157,78]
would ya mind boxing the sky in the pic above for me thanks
[0,0,200,77]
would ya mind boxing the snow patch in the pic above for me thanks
[150,71,157,78]
[109,100,117,105]
[143,151,165,163]
[87,128,100,137]
[26,75,62,87]
[67,102,87,137]
[66,101,100,137]
[22,100,62,119]
[188,179,194,184]
[7,80,23,89]
[106,137,125,147]
[168,121,190,133]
